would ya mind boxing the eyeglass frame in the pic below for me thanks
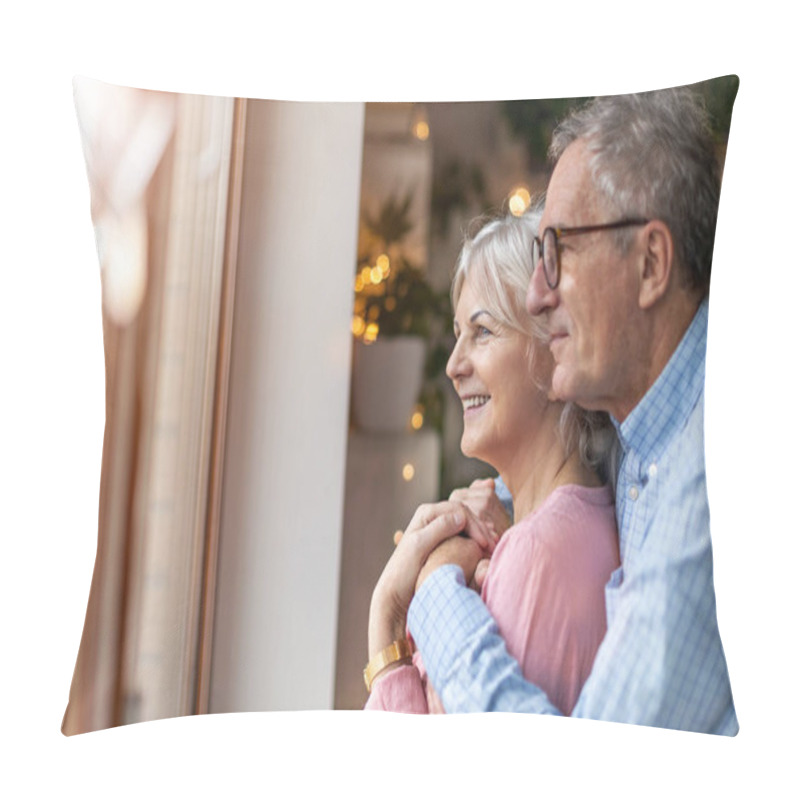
[532,218,651,290]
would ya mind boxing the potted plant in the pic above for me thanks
[351,192,450,433]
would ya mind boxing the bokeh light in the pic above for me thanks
[508,187,531,216]
[352,316,366,337]
[364,322,379,343]
[412,120,429,141]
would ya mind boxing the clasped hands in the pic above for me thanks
[367,478,511,669]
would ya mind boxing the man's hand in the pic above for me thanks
[415,535,484,593]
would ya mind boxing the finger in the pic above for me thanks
[450,489,491,520]
[406,500,462,533]
[451,477,494,503]
[472,558,491,591]
[406,507,467,559]
[448,486,467,502]
[404,501,495,554]
[459,506,497,553]
[405,502,434,531]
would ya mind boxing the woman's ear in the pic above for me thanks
[638,220,674,310]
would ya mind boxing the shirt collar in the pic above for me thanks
[613,298,708,461]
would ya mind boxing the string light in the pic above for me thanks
[402,463,415,481]
[410,405,424,430]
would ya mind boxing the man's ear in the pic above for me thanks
[638,220,674,309]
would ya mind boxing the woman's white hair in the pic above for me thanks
[452,203,619,486]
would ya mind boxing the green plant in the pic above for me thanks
[353,191,452,434]
[430,158,489,238]
[353,191,450,344]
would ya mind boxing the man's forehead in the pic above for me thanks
[542,139,597,226]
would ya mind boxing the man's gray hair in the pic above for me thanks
[550,86,720,295]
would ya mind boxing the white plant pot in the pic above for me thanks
[352,336,426,433]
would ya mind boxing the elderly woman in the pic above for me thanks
[364,206,620,714]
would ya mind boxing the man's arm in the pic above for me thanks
[409,565,563,715]
[569,459,737,733]
[408,472,738,733]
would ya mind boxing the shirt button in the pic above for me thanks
[628,486,639,501]
[648,463,658,479]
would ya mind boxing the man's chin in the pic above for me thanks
[549,365,577,404]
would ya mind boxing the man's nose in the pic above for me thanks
[526,257,557,317]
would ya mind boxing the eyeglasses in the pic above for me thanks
[532,218,651,290]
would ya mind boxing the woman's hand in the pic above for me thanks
[368,501,497,665]
[446,478,512,592]
[449,478,511,536]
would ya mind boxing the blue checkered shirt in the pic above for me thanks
[408,299,738,734]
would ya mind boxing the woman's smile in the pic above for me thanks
[462,394,491,414]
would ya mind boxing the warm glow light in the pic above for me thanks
[509,187,531,217]
[413,121,430,141]
[354,276,364,292]
[364,322,379,343]
[411,411,424,430]
[361,266,372,282]
[370,266,383,284]
[376,254,390,275]
[352,316,366,337]
[402,463,415,481]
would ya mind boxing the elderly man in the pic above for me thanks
[381,87,737,734]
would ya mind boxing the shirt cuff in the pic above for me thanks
[363,664,428,713]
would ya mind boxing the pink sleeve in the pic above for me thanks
[363,660,429,713]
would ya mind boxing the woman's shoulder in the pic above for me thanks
[485,482,620,600]
[548,482,615,508]
[507,483,617,552]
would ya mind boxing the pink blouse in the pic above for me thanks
[365,483,620,714]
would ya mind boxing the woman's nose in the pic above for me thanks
[446,338,470,382]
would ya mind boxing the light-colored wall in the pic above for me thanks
[209,99,364,712]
